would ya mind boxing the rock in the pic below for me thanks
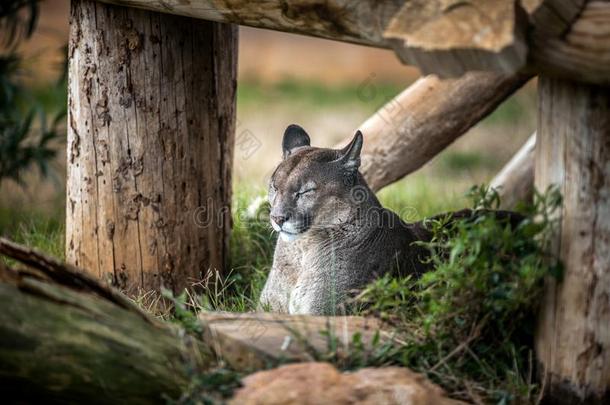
[199,312,389,371]
[229,362,465,405]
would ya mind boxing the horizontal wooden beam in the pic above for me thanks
[97,0,402,47]
[98,1,608,83]
[337,72,531,191]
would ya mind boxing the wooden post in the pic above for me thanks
[67,0,237,294]
[535,77,610,404]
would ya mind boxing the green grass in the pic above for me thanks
[0,204,64,261]
[237,78,536,127]
[237,78,404,115]
[483,89,537,126]
[439,151,498,173]
[378,176,465,220]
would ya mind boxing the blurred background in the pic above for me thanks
[1,0,536,255]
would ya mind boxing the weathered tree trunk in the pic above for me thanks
[67,0,237,294]
[0,239,208,404]
[337,72,531,191]
[490,133,536,209]
[534,77,610,404]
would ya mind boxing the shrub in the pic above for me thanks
[357,186,562,404]
[0,1,65,187]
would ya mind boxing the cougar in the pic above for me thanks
[258,124,437,315]
[259,125,521,315]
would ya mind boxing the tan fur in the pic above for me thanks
[259,127,430,315]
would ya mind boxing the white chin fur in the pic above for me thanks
[279,231,300,242]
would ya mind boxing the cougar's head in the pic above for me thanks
[268,124,367,242]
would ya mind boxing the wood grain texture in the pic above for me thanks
[385,0,586,76]
[0,240,208,403]
[531,1,610,84]
[490,133,536,209]
[336,72,531,192]
[384,0,528,76]
[522,0,584,37]
[67,0,237,294]
[97,0,404,47]
[535,76,610,404]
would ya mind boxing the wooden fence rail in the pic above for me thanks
[98,0,610,83]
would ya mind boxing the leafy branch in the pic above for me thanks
[0,0,65,187]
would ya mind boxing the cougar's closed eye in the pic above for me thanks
[295,181,317,199]
[295,188,315,198]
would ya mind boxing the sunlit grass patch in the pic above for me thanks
[378,175,466,220]
[439,151,498,173]
[237,78,404,116]
[0,205,64,263]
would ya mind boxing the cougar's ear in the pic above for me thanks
[282,124,311,159]
[338,130,363,171]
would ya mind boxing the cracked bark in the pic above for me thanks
[67,0,237,294]
[535,76,610,404]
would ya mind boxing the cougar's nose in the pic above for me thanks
[270,215,288,227]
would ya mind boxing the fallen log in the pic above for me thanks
[200,312,387,371]
[489,133,536,209]
[0,238,395,402]
[337,72,532,191]
[0,237,208,403]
